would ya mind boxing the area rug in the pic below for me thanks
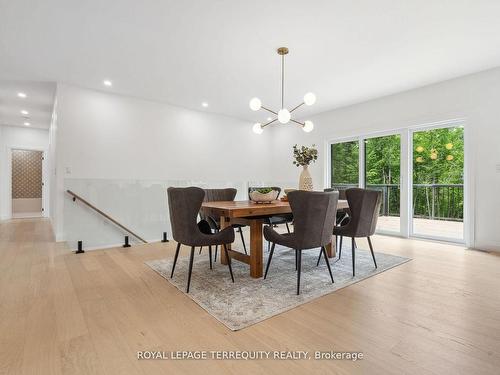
[146,245,410,330]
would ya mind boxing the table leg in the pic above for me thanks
[219,215,229,265]
[249,219,263,278]
[325,235,337,258]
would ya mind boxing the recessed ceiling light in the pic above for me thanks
[20,110,29,115]
[24,122,30,126]
[201,102,208,108]
[103,80,112,87]
[17,92,27,98]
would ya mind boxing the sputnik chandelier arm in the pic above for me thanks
[250,47,315,134]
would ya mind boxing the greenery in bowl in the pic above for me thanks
[293,144,318,167]
[254,188,273,194]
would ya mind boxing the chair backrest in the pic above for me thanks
[324,187,348,200]
[200,188,237,222]
[345,188,382,236]
[204,188,237,202]
[288,190,339,249]
[248,186,281,199]
[167,186,205,245]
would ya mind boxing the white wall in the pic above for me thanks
[0,125,49,220]
[268,67,500,252]
[52,84,272,242]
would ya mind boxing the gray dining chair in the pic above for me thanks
[198,188,247,260]
[318,188,381,276]
[167,187,235,293]
[324,187,350,226]
[248,187,292,233]
[263,190,339,295]
[248,186,293,252]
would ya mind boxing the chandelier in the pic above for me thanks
[250,47,315,134]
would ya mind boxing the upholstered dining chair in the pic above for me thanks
[167,187,235,293]
[263,190,339,295]
[248,186,293,251]
[324,187,350,226]
[318,188,381,276]
[198,188,247,260]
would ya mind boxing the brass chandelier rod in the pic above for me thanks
[281,53,284,109]
[261,118,278,128]
[290,118,305,127]
[261,106,278,115]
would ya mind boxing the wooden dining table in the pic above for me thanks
[200,199,349,278]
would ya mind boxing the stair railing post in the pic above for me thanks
[161,232,169,243]
[123,235,131,248]
[76,240,85,254]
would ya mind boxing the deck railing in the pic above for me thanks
[331,183,464,221]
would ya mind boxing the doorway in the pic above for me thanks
[11,149,44,218]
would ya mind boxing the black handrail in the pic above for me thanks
[66,190,148,244]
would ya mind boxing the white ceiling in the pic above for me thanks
[0,81,55,129]
[1,0,500,123]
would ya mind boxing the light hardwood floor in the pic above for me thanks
[1,218,499,375]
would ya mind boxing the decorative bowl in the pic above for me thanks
[249,189,279,204]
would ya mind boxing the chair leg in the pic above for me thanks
[296,249,302,295]
[322,246,334,283]
[367,237,377,268]
[285,222,291,233]
[316,248,322,266]
[338,236,343,259]
[351,237,356,277]
[208,246,213,270]
[198,246,202,254]
[264,242,276,279]
[186,246,195,293]
[214,245,218,262]
[238,227,247,255]
[295,249,298,270]
[170,242,181,278]
[223,244,234,283]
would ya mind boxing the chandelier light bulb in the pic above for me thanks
[252,123,264,134]
[303,120,314,132]
[278,109,291,124]
[249,97,262,111]
[303,92,316,106]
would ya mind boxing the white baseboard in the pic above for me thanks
[471,242,500,252]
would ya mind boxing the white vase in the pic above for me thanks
[299,165,313,191]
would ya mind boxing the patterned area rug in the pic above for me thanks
[146,244,410,330]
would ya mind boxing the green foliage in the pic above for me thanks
[254,188,273,194]
[331,141,359,184]
[413,127,464,184]
[365,134,401,185]
[292,144,318,167]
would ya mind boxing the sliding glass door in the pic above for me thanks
[411,126,464,241]
[329,121,466,243]
[330,134,402,234]
[364,134,401,233]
